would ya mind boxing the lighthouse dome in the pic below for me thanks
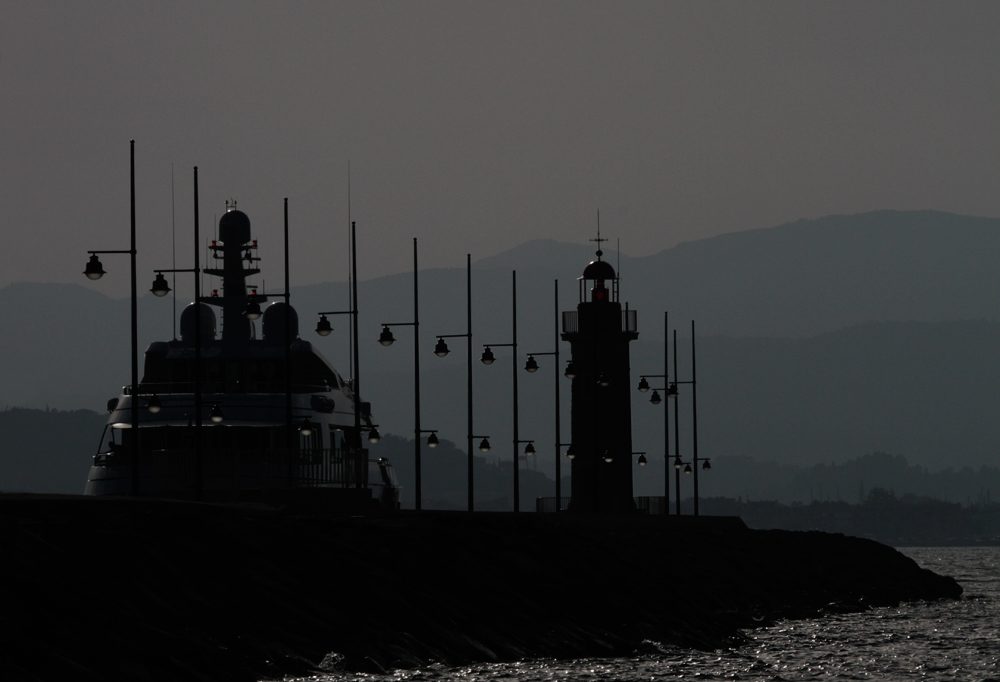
[582,259,616,280]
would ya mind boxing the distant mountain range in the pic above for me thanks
[2,210,998,488]
[299,209,1000,346]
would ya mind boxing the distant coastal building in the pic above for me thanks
[562,244,639,512]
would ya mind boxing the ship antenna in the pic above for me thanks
[171,163,177,339]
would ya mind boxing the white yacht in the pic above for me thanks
[85,207,400,509]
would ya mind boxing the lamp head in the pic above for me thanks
[637,377,650,392]
[434,338,449,357]
[150,272,170,296]
[84,254,105,280]
[368,427,381,444]
[598,372,611,387]
[684,463,693,474]
[703,459,711,471]
[565,445,575,459]
[650,390,662,405]
[524,356,539,373]
[524,442,535,456]
[564,361,577,379]
[146,394,162,413]
[209,404,224,423]
[244,299,262,320]
[315,314,333,336]
[480,347,495,365]
[478,438,491,452]
[427,432,439,448]
[637,453,647,466]
[378,326,395,346]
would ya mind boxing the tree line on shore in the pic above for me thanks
[694,490,1000,546]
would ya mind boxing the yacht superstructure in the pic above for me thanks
[85,207,399,509]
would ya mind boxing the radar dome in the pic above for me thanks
[262,302,299,342]
[180,303,217,342]
[219,209,251,246]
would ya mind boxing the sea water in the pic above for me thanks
[280,547,1000,681]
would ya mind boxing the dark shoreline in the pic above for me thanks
[1,494,962,681]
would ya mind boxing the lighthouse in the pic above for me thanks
[562,243,639,513]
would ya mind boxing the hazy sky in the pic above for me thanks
[3,1,999,298]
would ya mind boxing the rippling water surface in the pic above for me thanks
[281,547,1000,682]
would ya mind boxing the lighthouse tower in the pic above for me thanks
[562,243,639,513]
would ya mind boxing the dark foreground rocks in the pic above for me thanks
[0,494,961,681]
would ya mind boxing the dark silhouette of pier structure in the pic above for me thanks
[562,242,639,513]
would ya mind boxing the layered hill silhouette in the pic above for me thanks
[2,210,997,495]
[296,210,1000,345]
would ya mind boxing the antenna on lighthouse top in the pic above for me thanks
[590,209,608,259]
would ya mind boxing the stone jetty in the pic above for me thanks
[1,494,961,681]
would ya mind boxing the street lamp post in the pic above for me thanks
[433,254,476,511]
[517,440,536,476]
[380,238,427,510]
[672,329,681,513]
[83,140,140,495]
[691,319,701,515]
[482,271,524,511]
[313,221,363,489]
[524,279,564,511]
[636,312,673,513]
[282,199,293,487]
[631,450,649,494]
[665,322,703,515]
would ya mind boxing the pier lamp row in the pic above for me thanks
[376,324,445,452]
[637,375,680,404]
[671,456,711,473]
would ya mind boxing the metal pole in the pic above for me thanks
[512,270,519,512]
[129,140,139,496]
[285,198,293,488]
[467,254,474,512]
[352,222,361,484]
[193,167,203,502]
[664,311,669,513]
[673,328,680,515]
[554,279,561,512]
[413,238,422,511]
[691,319,699,516]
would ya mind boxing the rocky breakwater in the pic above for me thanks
[0,494,961,681]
